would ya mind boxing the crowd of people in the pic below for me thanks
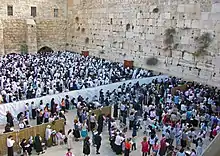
[1,51,220,156]
[4,76,220,156]
[0,51,154,104]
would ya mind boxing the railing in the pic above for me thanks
[0,119,65,156]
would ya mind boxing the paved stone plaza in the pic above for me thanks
[1,108,212,156]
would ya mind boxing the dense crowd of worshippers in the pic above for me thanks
[2,51,220,156]
[0,51,154,103]
[5,76,220,156]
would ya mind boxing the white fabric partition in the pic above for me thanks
[0,75,168,124]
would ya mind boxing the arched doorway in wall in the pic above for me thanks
[37,46,54,55]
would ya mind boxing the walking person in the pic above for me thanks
[94,132,102,154]
[31,101,37,119]
[141,137,149,156]
[7,135,15,156]
[83,136,90,156]
[124,139,131,156]
[67,129,74,149]
[90,113,96,131]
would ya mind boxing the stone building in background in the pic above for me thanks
[1,0,220,86]
[0,0,67,54]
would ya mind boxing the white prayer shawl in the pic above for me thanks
[45,128,52,140]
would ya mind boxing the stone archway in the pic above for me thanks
[37,46,54,55]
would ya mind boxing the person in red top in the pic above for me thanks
[66,148,73,156]
[152,140,160,155]
[124,139,131,156]
[159,134,167,156]
[61,98,66,112]
[141,137,149,156]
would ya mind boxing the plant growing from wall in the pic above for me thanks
[163,28,177,57]
[85,37,89,44]
[193,32,212,57]
[20,42,28,55]
[146,57,159,66]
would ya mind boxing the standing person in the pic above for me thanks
[159,134,167,156]
[94,132,102,154]
[90,113,96,131]
[113,104,118,119]
[129,112,135,130]
[83,136,90,156]
[131,135,137,151]
[141,137,149,156]
[196,138,203,156]
[67,129,74,149]
[124,139,131,156]
[66,149,73,156]
[81,121,88,139]
[97,114,104,134]
[73,120,81,141]
[152,140,160,155]
[31,101,37,119]
[6,111,14,127]
[7,135,15,156]
[61,98,66,112]
[65,95,70,110]
[34,134,44,155]
[45,125,52,147]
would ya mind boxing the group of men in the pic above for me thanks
[0,51,153,103]
[1,51,220,156]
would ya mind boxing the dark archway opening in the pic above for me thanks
[37,46,54,55]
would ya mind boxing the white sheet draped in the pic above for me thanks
[0,75,168,124]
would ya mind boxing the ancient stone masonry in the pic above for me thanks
[66,0,220,86]
[0,0,67,54]
[0,0,220,86]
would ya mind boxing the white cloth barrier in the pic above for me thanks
[0,75,168,124]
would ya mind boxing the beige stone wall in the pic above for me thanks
[0,0,67,54]
[36,19,67,52]
[66,0,220,86]
[3,19,27,54]
[1,0,220,86]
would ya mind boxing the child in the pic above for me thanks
[131,135,136,150]
[152,140,159,155]
[66,148,73,156]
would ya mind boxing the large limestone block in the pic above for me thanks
[212,3,220,13]
[184,20,192,28]
[201,12,210,20]
[191,20,200,28]
[210,13,220,20]
[180,36,190,44]
[177,5,185,12]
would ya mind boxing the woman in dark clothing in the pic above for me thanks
[51,98,55,114]
[113,104,118,119]
[20,139,32,155]
[6,111,14,127]
[83,136,90,156]
[34,134,44,155]
[97,114,104,134]
[73,120,81,141]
